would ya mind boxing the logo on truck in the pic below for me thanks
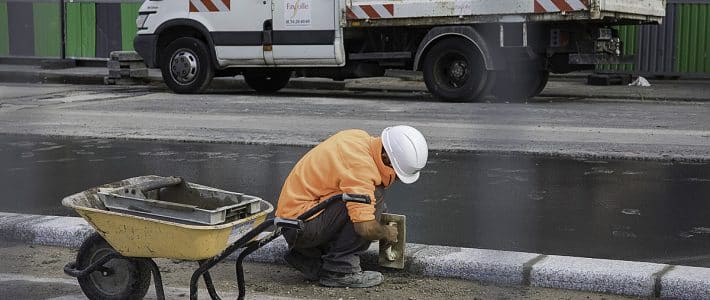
[285,0,311,27]
[189,0,230,12]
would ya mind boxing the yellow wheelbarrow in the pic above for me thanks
[62,175,372,300]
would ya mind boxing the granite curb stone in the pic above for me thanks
[661,266,710,300]
[407,245,540,285]
[0,212,93,248]
[531,255,668,297]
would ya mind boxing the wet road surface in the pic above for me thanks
[1,134,710,267]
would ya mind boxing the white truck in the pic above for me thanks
[133,0,666,102]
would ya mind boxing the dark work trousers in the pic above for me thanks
[282,187,387,274]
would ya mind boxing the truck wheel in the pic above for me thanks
[531,71,550,98]
[243,69,292,93]
[76,233,151,300]
[161,37,214,94]
[423,38,491,102]
[492,63,549,102]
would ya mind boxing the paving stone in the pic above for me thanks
[408,245,539,285]
[0,213,93,248]
[531,255,667,297]
[661,266,710,300]
[107,60,147,70]
[110,51,144,62]
[108,68,149,79]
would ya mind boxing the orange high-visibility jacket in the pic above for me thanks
[276,129,395,223]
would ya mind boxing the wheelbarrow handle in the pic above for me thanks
[297,193,371,221]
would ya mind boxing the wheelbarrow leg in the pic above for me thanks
[234,235,279,300]
[236,244,258,300]
[190,219,276,300]
[199,261,222,300]
[137,258,166,300]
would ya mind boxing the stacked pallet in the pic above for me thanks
[104,51,149,85]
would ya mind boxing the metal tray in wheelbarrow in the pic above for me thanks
[97,177,262,225]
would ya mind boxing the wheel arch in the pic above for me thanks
[154,19,219,69]
[413,26,502,72]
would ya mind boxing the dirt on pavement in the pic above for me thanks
[0,241,639,299]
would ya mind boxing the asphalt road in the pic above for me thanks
[2,134,709,267]
[0,82,709,161]
[1,81,709,299]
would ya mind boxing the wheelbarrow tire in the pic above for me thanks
[76,233,151,300]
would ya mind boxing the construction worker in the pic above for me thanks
[276,126,428,288]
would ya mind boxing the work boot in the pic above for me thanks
[318,270,384,288]
[284,252,321,281]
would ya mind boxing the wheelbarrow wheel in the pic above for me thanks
[76,233,151,300]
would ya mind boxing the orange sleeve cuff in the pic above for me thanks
[346,201,376,223]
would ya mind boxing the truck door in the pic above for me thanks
[188,0,271,65]
[270,0,346,66]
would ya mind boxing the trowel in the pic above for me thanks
[379,213,406,269]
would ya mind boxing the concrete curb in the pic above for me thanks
[2,65,710,102]
[2,213,709,299]
[0,68,107,86]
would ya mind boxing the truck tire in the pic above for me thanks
[422,38,491,102]
[76,233,151,300]
[492,62,548,102]
[161,37,214,94]
[243,69,292,93]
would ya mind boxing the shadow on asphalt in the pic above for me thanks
[205,87,584,104]
[207,87,439,102]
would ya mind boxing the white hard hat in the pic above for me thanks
[381,125,428,184]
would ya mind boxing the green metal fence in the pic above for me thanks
[65,2,95,58]
[0,0,63,58]
[675,2,710,73]
[601,0,710,76]
[0,0,142,59]
[0,2,8,56]
[64,0,142,59]
[34,2,62,57]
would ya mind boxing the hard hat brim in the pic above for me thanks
[396,170,420,184]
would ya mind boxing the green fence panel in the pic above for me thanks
[33,2,61,57]
[0,2,8,56]
[620,25,637,72]
[120,3,140,51]
[65,2,96,58]
[676,3,710,73]
[81,2,96,58]
[65,3,81,57]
